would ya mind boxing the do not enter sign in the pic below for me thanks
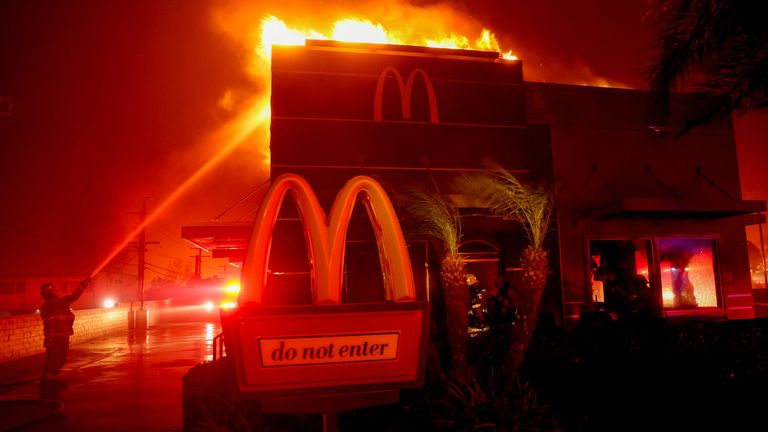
[260,333,399,367]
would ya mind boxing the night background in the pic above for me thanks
[3,0,766,280]
[2,1,768,431]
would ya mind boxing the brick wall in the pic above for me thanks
[0,313,45,362]
[0,305,139,363]
[70,306,132,347]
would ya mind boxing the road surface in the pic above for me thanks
[0,321,219,431]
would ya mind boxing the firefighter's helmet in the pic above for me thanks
[39,282,55,297]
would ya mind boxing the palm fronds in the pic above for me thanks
[429,370,561,431]
[403,190,462,258]
[458,168,553,251]
[647,0,768,130]
[458,167,554,379]
[403,190,468,375]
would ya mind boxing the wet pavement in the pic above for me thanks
[0,321,220,431]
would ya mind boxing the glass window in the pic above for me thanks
[658,238,720,310]
[745,225,766,289]
[589,239,654,317]
[0,282,14,295]
[0,281,24,295]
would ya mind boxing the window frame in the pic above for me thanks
[0,280,25,296]
[584,236,656,313]
[584,235,725,318]
[657,235,724,317]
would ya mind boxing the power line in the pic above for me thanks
[145,260,190,276]
[214,179,270,221]
[144,262,188,279]
[154,224,191,248]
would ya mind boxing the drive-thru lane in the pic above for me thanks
[0,321,219,431]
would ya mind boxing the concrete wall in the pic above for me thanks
[0,302,167,363]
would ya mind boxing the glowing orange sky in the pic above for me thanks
[1,0,766,281]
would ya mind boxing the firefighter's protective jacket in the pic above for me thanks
[40,284,86,347]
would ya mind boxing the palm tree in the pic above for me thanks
[459,167,553,378]
[648,0,768,132]
[404,190,468,376]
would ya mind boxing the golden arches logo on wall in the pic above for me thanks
[240,174,415,305]
[373,67,439,124]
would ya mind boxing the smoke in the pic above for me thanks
[209,0,518,77]
[0,0,648,277]
[207,0,637,107]
[181,0,635,231]
[201,0,523,191]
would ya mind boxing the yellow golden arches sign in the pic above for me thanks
[373,67,439,124]
[239,174,416,305]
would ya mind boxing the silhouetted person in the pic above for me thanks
[669,253,697,309]
[466,274,489,336]
[39,277,91,399]
[627,274,661,318]
[487,278,516,334]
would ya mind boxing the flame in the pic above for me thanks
[332,18,392,44]
[258,15,516,60]
[188,3,620,272]
[203,4,524,191]
[259,15,326,59]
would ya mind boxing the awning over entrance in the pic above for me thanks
[585,198,766,219]
[181,223,252,263]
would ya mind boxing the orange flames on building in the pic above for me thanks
[258,15,517,60]
[212,11,520,172]
[92,4,519,279]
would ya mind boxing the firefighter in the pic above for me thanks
[38,276,91,399]
[466,274,490,336]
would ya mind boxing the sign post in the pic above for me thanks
[221,174,430,419]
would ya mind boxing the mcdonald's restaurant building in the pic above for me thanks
[183,41,767,329]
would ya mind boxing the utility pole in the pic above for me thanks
[134,197,158,331]
[138,198,147,308]
[192,249,203,280]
